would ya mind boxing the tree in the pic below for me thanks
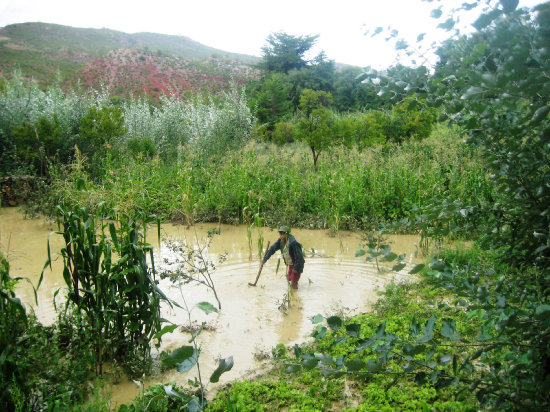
[417,1,550,408]
[260,32,319,74]
[295,89,335,169]
[248,73,293,132]
[11,115,71,177]
[78,105,126,158]
[389,96,437,143]
[78,105,126,177]
[333,66,382,112]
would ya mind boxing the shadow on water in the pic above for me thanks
[0,207,419,406]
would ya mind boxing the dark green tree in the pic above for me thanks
[11,115,72,177]
[333,66,382,111]
[248,73,293,131]
[260,32,319,74]
[78,105,126,176]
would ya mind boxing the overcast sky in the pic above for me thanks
[0,0,545,68]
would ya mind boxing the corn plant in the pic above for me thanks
[43,204,168,376]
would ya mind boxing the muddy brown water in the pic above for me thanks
[0,207,420,406]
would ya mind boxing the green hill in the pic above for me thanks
[0,22,260,96]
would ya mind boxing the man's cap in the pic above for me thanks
[278,225,289,233]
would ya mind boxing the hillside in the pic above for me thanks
[0,22,260,97]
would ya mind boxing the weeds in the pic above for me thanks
[34,131,493,236]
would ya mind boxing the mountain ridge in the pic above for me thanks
[0,22,260,98]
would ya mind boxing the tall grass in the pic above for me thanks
[41,128,494,233]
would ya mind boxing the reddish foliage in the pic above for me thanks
[78,49,255,100]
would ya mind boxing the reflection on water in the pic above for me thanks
[0,207,419,406]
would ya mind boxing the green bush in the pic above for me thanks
[272,121,295,145]
[390,96,437,143]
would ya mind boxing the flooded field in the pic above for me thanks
[0,207,419,406]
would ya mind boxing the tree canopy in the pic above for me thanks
[260,32,319,74]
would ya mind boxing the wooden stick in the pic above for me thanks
[248,241,270,287]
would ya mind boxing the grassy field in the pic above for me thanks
[36,127,493,236]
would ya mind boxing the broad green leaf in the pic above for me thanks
[312,325,327,339]
[176,348,198,373]
[380,252,398,262]
[153,324,179,340]
[354,249,366,257]
[332,336,348,348]
[346,323,361,338]
[322,369,345,379]
[365,359,381,372]
[345,359,366,371]
[302,358,319,371]
[441,318,460,341]
[531,105,550,125]
[461,86,484,100]
[315,353,335,366]
[473,10,502,30]
[410,317,422,338]
[311,313,324,324]
[376,322,386,339]
[392,263,406,271]
[284,363,301,373]
[293,344,302,360]
[535,304,550,319]
[403,343,425,355]
[327,315,343,331]
[196,301,218,315]
[416,315,436,343]
[209,356,234,383]
[187,397,201,412]
[430,260,446,271]
[439,353,453,366]
[162,345,195,368]
[409,264,425,274]
[108,222,119,250]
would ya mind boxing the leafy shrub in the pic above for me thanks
[182,85,254,157]
[390,96,437,143]
[272,121,295,145]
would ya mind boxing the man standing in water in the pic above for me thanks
[262,225,305,289]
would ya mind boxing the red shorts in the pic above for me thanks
[287,265,302,282]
